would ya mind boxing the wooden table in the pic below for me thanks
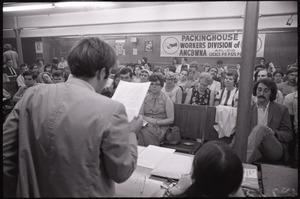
[261,164,298,197]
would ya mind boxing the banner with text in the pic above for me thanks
[160,33,265,57]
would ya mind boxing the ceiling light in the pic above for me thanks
[55,2,114,8]
[3,3,55,12]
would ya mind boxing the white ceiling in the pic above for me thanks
[3,2,194,17]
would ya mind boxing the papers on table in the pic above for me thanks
[112,80,150,122]
[114,167,163,197]
[242,163,259,190]
[137,146,146,155]
[137,145,175,169]
[151,153,193,180]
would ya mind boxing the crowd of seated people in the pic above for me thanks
[98,57,297,167]
[3,53,298,167]
[2,56,71,120]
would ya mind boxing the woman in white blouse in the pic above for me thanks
[214,72,239,107]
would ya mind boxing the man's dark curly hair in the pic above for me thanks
[253,78,277,102]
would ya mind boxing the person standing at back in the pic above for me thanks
[3,37,143,197]
[3,44,19,69]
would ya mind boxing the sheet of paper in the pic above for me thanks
[150,153,193,179]
[138,146,146,155]
[114,167,163,197]
[112,80,150,122]
[242,163,259,190]
[137,145,175,169]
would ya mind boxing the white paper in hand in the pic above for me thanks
[112,80,150,122]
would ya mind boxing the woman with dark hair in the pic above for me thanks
[163,141,244,197]
[214,72,239,107]
[137,73,174,146]
[172,57,180,69]
[132,64,142,82]
[36,58,45,73]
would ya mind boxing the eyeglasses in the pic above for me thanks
[151,82,161,86]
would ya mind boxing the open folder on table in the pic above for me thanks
[150,153,193,180]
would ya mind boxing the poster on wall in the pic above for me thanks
[115,40,125,55]
[133,48,138,55]
[35,41,43,53]
[160,33,265,57]
[145,41,153,52]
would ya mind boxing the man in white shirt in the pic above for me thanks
[175,57,189,74]
[16,63,29,88]
[246,79,293,164]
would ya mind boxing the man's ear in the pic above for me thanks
[96,68,107,80]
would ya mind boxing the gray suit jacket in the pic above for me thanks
[250,101,293,161]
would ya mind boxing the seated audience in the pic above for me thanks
[203,63,211,72]
[189,61,201,81]
[108,72,120,97]
[52,71,65,83]
[273,70,284,85]
[58,56,68,69]
[140,69,151,83]
[3,74,15,122]
[132,65,142,82]
[12,70,38,103]
[37,72,54,84]
[184,72,214,106]
[175,57,189,74]
[185,68,198,89]
[161,71,182,104]
[143,63,153,71]
[104,68,117,88]
[277,68,297,97]
[119,67,133,82]
[177,69,189,103]
[167,65,176,73]
[3,73,10,83]
[141,57,148,66]
[265,61,276,75]
[252,69,284,104]
[62,66,71,81]
[36,58,45,73]
[152,66,165,76]
[283,76,298,166]
[137,59,143,65]
[171,57,180,69]
[246,79,293,164]
[126,63,135,72]
[3,59,19,77]
[137,73,174,146]
[207,66,222,95]
[29,63,40,74]
[258,57,266,66]
[162,141,244,197]
[214,72,239,107]
[44,63,53,73]
[16,63,29,88]
[254,64,266,72]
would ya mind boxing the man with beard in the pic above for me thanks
[246,79,293,164]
